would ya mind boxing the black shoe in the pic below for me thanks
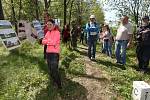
[57,82,62,89]
[121,66,126,70]
[137,68,148,73]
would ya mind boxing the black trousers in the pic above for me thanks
[46,53,61,87]
[44,45,47,59]
[136,45,150,68]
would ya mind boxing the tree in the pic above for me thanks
[68,0,74,26]
[0,0,4,19]
[90,1,104,24]
[10,0,17,32]
[18,0,22,20]
[34,0,39,20]
[64,0,67,26]
[44,0,51,10]
[1,0,104,28]
[105,0,150,26]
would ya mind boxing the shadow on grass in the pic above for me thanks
[9,50,49,74]
[128,64,139,70]
[36,69,88,100]
[79,74,108,82]
[2,50,88,100]
[0,72,5,96]
[144,69,150,74]
[127,53,136,58]
[74,49,87,57]
[95,59,126,70]
[71,72,109,82]
[77,46,88,51]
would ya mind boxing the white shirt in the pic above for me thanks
[116,23,132,40]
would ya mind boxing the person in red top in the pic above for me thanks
[62,24,70,44]
[42,19,62,89]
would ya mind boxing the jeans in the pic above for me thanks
[46,53,61,87]
[88,35,97,59]
[115,40,128,64]
[103,39,112,57]
[108,43,112,57]
[136,44,150,69]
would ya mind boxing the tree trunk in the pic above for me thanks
[76,0,82,25]
[18,0,22,20]
[64,0,67,26]
[44,0,48,10]
[0,0,4,19]
[35,0,39,20]
[69,0,74,26]
[44,0,51,11]
[11,0,17,33]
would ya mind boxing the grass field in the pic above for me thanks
[0,41,86,100]
[0,41,150,100]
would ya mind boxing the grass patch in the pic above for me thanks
[94,44,150,99]
[0,41,87,100]
[1,40,148,99]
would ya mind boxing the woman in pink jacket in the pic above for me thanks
[42,19,62,89]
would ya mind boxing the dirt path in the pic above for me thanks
[71,46,118,100]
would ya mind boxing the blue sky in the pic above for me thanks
[97,0,119,25]
[103,5,118,22]
[103,4,119,24]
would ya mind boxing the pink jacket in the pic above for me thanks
[42,30,60,53]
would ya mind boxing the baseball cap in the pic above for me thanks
[90,15,95,19]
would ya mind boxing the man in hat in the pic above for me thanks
[115,15,133,66]
[86,15,99,60]
[136,16,150,72]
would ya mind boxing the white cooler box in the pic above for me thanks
[132,81,150,100]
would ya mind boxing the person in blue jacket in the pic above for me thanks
[86,15,100,60]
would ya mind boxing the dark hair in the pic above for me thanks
[47,19,55,24]
[122,15,129,19]
[103,25,110,32]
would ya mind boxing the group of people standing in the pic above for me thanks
[41,9,150,89]
[86,14,150,73]
[86,14,114,61]
[61,22,82,49]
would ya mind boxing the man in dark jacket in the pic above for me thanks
[136,16,150,72]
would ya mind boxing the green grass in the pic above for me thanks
[94,44,150,99]
[0,41,86,100]
[1,40,150,100]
